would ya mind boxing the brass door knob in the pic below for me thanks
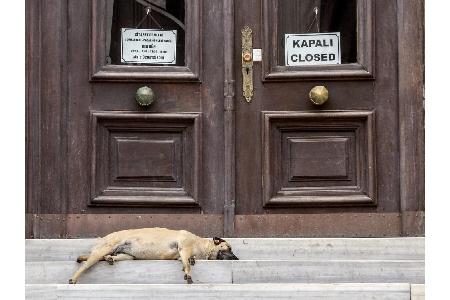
[309,86,329,105]
[136,86,155,107]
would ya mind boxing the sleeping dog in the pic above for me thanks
[69,227,238,284]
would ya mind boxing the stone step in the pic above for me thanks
[411,284,425,300]
[26,260,424,284]
[25,283,420,300]
[26,237,424,262]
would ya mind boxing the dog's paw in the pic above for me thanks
[105,255,114,265]
[188,257,196,266]
[184,274,193,284]
[68,279,76,284]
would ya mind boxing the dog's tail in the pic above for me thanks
[76,255,89,263]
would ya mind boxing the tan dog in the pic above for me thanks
[69,227,238,284]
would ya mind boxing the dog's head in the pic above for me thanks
[212,237,239,260]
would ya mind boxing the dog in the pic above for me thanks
[69,227,238,284]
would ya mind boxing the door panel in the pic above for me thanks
[26,0,226,238]
[234,0,400,236]
[88,0,205,210]
[90,112,201,207]
[262,111,376,207]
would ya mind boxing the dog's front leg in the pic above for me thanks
[179,249,193,284]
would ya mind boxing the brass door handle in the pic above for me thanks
[241,26,253,102]
[136,86,155,107]
[309,86,329,105]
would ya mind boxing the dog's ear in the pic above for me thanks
[213,237,226,245]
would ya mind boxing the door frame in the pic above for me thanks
[26,0,424,238]
[397,0,425,236]
[222,0,236,237]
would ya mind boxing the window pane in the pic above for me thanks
[107,0,185,66]
[278,0,357,65]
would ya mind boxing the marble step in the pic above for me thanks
[26,237,424,262]
[25,283,422,300]
[26,260,424,285]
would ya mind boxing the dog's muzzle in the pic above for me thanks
[217,250,239,260]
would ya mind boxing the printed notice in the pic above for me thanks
[285,33,341,66]
[121,28,177,64]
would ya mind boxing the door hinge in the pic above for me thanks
[224,80,235,111]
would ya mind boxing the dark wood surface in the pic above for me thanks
[223,0,236,237]
[27,0,223,217]
[397,0,425,236]
[233,0,417,227]
[26,0,424,238]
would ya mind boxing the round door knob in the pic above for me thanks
[309,86,329,105]
[135,86,155,107]
[243,51,252,62]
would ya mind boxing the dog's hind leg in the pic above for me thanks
[69,245,113,284]
[104,253,134,265]
[179,249,194,284]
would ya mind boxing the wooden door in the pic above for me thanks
[231,0,424,237]
[26,0,424,238]
[26,0,227,238]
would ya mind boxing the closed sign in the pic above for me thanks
[285,33,341,66]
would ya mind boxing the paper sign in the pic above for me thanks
[285,32,341,66]
[253,49,262,62]
[121,28,177,64]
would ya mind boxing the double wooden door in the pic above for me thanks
[26,0,424,238]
